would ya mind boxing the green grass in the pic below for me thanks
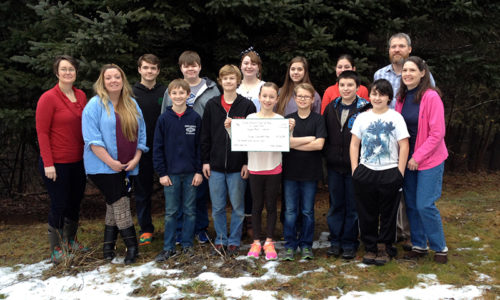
[0,171,498,299]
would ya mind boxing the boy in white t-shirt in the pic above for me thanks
[350,79,409,266]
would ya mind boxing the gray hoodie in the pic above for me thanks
[161,77,220,118]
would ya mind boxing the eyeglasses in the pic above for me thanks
[60,68,76,73]
[296,95,312,100]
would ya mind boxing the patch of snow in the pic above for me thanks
[480,260,494,265]
[297,267,326,277]
[474,271,493,283]
[417,273,438,284]
[472,237,480,241]
[0,257,490,300]
[326,284,486,300]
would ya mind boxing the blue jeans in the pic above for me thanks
[403,162,447,252]
[283,180,317,250]
[163,173,197,251]
[326,169,359,250]
[176,177,210,234]
[209,171,246,246]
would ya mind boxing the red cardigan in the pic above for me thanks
[36,84,87,167]
[320,83,369,114]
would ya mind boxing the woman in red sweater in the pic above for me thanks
[321,54,369,114]
[36,55,87,263]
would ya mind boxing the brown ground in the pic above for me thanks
[0,181,332,238]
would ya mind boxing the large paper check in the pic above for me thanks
[231,119,290,152]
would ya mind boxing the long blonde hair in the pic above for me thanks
[94,64,139,142]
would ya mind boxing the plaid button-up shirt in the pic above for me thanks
[374,64,435,109]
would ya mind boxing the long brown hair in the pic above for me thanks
[276,56,313,115]
[94,64,139,142]
[397,56,440,104]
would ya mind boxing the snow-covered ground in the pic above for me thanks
[0,233,493,299]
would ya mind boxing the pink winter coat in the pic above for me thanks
[395,89,448,170]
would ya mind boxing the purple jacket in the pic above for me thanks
[395,89,448,170]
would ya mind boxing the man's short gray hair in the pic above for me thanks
[388,33,411,48]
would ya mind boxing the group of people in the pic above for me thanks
[35,32,448,266]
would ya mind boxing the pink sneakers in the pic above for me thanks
[263,242,278,260]
[247,242,262,258]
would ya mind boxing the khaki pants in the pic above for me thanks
[397,191,411,240]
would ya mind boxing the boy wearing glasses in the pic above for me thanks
[281,83,326,261]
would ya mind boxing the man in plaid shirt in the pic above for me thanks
[374,33,435,109]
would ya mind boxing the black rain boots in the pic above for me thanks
[120,226,139,265]
[103,225,119,261]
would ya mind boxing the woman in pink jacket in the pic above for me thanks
[395,56,448,264]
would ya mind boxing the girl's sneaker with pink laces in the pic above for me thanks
[247,242,262,258]
[263,242,278,260]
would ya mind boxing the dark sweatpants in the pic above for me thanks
[133,151,155,234]
[39,158,86,229]
[352,164,403,253]
[249,173,281,240]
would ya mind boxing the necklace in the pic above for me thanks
[240,80,260,93]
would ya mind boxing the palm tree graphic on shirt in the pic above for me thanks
[363,119,396,164]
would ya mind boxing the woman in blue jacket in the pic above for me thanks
[82,64,147,264]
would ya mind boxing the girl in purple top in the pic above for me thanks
[276,56,321,116]
[82,64,147,265]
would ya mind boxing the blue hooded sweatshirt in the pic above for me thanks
[153,106,202,176]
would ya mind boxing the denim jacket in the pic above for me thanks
[82,95,148,175]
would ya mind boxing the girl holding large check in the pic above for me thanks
[225,82,294,260]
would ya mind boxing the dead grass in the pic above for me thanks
[129,274,167,297]
[40,246,104,279]
[179,279,216,296]
[0,172,498,298]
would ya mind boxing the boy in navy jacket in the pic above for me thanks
[153,79,202,261]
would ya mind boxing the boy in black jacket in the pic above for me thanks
[132,54,166,246]
[153,79,202,261]
[323,71,370,260]
[201,65,256,256]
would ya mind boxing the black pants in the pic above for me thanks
[245,180,253,215]
[88,172,129,205]
[352,165,403,252]
[39,158,86,229]
[133,151,155,234]
[249,173,281,240]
